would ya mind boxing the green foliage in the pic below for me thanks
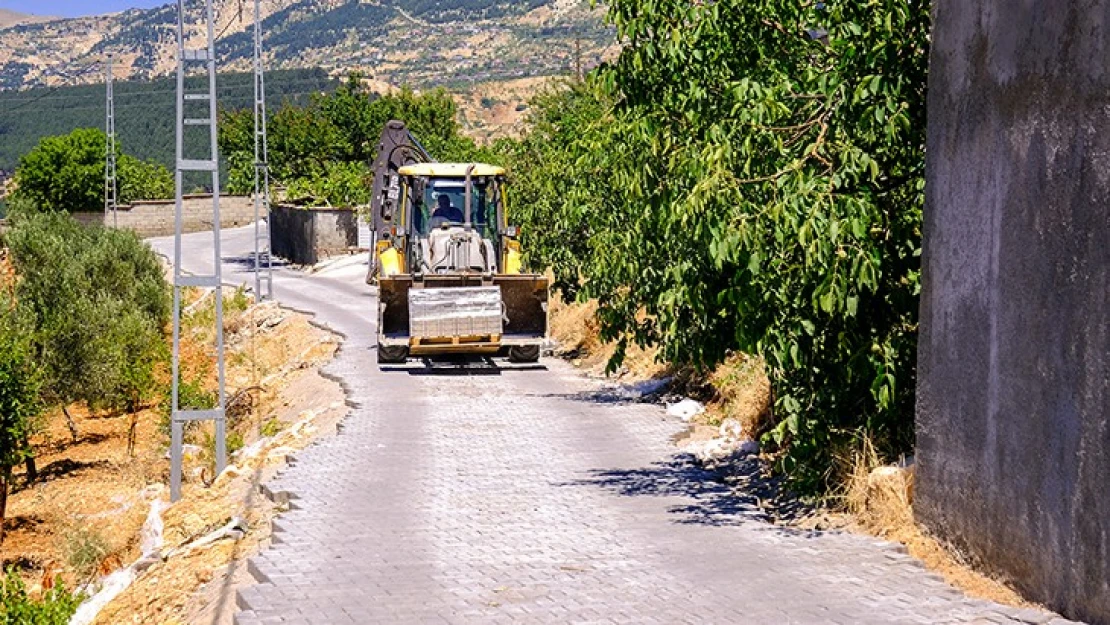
[220,76,485,207]
[506,0,929,491]
[157,374,216,441]
[0,295,40,479]
[117,154,173,203]
[284,162,372,207]
[11,129,104,213]
[260,417,285,438]
[11,128,173,213]
[0,569,81,625]
[4,212,171,416]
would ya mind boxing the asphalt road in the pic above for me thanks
[148,226,1067,625]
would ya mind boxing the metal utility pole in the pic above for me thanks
[104,53,118,227]
[575,38,582,81]
[171,0,226,502]
[252,0,273,301]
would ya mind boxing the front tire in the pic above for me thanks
[377,344,409,364]
[508,345,541,363]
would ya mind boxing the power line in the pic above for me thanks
[3,62,102,113]
[0,77,338,106]
[252,0,274,302]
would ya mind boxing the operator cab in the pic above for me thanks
[416,177,498,239]
[395,163,510,276]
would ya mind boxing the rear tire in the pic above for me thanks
[508,345,541,363]
[377,344,409,364]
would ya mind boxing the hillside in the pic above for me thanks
[0,68,338,172]
[0,0,614,91]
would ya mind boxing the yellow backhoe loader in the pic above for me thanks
[367,122,548,364]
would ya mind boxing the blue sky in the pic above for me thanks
[0,1,168,18]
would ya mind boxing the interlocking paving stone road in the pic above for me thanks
[151,227,1076,625]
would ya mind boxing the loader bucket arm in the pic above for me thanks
[368,121,432,239]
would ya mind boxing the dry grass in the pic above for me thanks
[841,437,1037,609]
[547,295,666,381]
[706,352,772,434]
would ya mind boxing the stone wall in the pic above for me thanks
[917,2,1109,623]
[270,204,358,265]
[72,194,256,238]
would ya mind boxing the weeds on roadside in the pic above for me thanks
[157,374,216,443]
[260,418,285,438]
[60,524,110,586]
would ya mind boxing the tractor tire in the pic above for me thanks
[377,344,409,364]
[508,345,541,363]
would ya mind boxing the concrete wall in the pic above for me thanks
[917,3,1109,623]
[73,194,256,238]
[270,204,358,265]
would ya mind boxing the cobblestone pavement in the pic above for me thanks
[151,228,1074,625]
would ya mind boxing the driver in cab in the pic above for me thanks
[430,193,464,227]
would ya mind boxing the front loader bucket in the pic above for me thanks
[494,275,549,339]
[378,276,412,340]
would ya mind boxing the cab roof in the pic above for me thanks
[397,163,506,177]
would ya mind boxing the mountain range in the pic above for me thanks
[0,0,615,92]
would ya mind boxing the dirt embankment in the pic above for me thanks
[1,287,347,624]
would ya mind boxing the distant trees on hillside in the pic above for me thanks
[0,68,339,173]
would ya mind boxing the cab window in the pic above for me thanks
[414,178,499,237]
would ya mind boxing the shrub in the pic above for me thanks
[61,524,110,585]
[0,569,81,625]
[158,374,217,442]
[260,418,285,438]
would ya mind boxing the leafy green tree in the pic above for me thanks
[12,129,105,213]
[0,295,40,546]
[505,0,929,490]
[12,128,173,213]
[118,154,174,203]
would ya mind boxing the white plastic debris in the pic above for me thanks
[162,443,202,460]
[666,398,705,421]
[69,500,166,625]
[166,517,248,558]
[616,376,672,400]
[138,500,166,561]
[69,568,138,625]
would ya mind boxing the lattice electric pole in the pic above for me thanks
[104,53,118,227]
[253,0,273,301]
[171,0,227,502]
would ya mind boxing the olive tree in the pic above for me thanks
[0,295,40,545]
